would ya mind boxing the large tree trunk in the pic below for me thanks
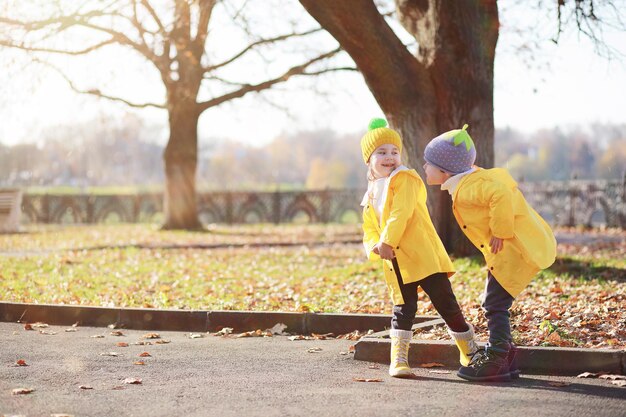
[299,0,498,254]
[163,101,202,230]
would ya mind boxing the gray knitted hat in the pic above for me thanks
[424,124,476,174]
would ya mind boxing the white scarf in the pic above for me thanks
[360,165,410,221]
[441,167,477,198]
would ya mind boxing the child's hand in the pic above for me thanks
[489,236,504,254]
[375,242,396,260]
[372,245,380,255]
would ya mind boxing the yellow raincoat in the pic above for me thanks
[452,167,556,297]
[362,168,455,305]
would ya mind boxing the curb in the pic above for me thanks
[0,301,432,334]
[2,302,623,376]
[354,337,626,376]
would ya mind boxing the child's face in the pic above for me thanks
[423,162,451,185]
[369,144,401,178]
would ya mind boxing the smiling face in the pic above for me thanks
[368,144,401,179]
[423,161,451,185]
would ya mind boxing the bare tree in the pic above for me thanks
[298,0,624,252]
[0,0,352,229]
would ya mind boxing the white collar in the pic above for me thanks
[360,165,410,207]
[441,167,477,196]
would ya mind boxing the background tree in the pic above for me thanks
[298,0,624,252]
[0,0,348,229]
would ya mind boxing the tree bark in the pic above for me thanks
[163,98,202,230]
[300,0,499,254]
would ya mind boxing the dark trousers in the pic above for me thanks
[482,272,515,350]
[391,259,468,332]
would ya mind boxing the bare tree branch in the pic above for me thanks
[140,0,167,35]
[197,47,341,112]
[194,0,217,49]
[301,66,358,75]
[0,38,117,55]
[203,27,324,72]
[35,58,166,109]
[553,0,625,58]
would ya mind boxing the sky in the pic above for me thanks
[0,1,625,147]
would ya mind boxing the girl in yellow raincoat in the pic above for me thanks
[423,124,556,382]
[360,118,478,378]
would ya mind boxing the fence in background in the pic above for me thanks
[19,179,626,228]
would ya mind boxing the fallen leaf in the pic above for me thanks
[65,328,78,332]
[110,330,125,337]
[38,330,57,335]
[155,339,170,344]
[429,370,451,374]
[609,380,626,387]
[189,333,203,339]
[353,378,383,382]
[111,386,125,390]
[269,323,288,335]
[132,341,152,345]
[348,345,356,352]
[339,351,349,355]
[548,381,570,387]
[31,322,48,328]
[577,372,600,378]
[546,332,562,344]
[16,359,28,366]
[90,334,105,339]
[288,335,310,341]
[599,374,626,380]
[419,363,445,368]
[214,328,233,336]
[23,323,33,330]
[123,377,142,385]
[116,342,129,347]
[307,347,322,353]
[138,352,151,357]
[368,364,380,369]
[142,332,161,339]
[134,361,146,366]
[100,352,120,357]
[312,333,335,340]
[51,414,74,417]
[78,385,93,390]
[11,387,34,395]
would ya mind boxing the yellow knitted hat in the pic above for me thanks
[360,118,403,163]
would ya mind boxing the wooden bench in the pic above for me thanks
[0,189,22,233]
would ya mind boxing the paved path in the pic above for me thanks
[1,323,624,416]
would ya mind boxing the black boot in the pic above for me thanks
[457,345,511,382]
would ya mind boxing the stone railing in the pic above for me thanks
[20,180,625,228]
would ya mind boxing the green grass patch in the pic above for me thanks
[1,224,624,348]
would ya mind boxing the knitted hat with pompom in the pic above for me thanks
[360,118,403,164]
[424,124,476,174]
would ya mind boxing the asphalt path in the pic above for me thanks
[1,322,624,417]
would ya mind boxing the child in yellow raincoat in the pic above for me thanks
[423,124,557,382]
[360,118,479,378]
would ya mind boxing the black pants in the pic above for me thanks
[482,272,514,350]
[391,259,468,332]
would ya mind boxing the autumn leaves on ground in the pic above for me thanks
[1,224,624,350]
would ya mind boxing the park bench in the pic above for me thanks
[0,188,22,233]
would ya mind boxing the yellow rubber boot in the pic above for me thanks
[389,329,414,378]
[448,324,480,366]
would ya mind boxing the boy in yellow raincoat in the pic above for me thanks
[360,118,479,378]
[423,124,557,382]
